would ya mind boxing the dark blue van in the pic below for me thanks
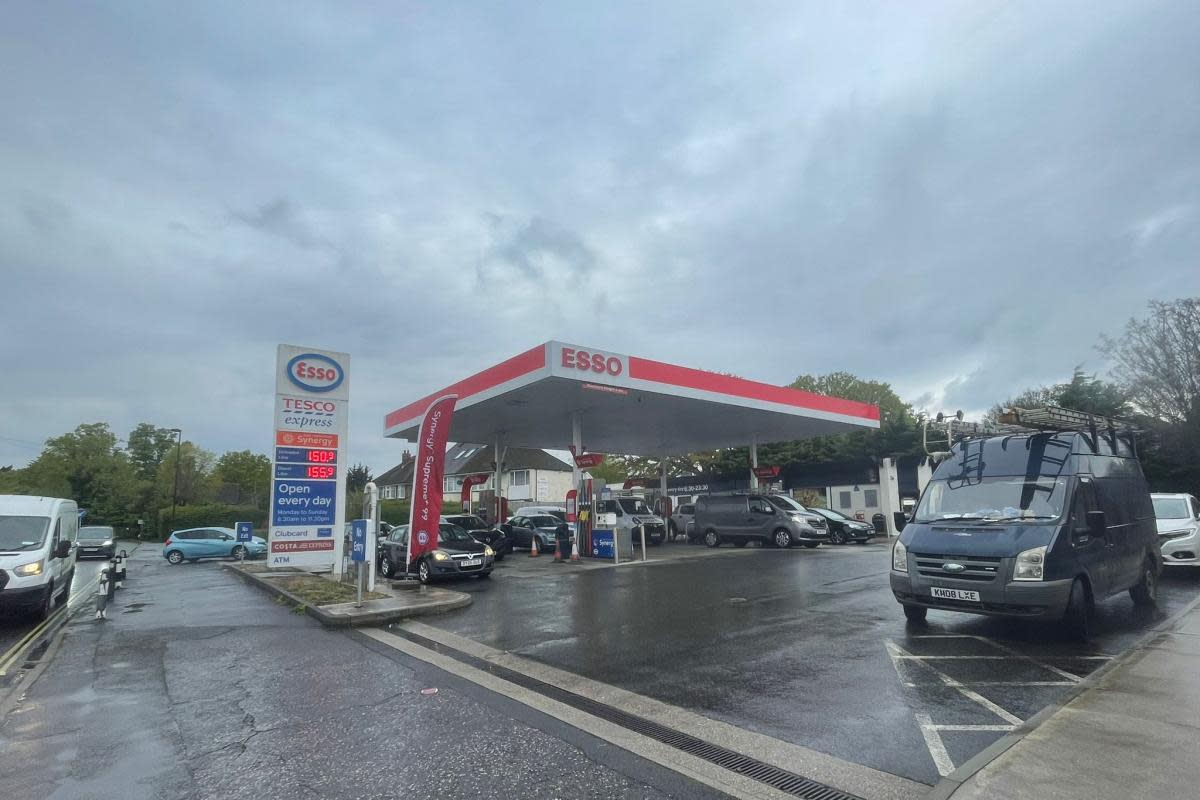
[890,427,1160,638]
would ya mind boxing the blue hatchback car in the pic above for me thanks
[163,527,267,564]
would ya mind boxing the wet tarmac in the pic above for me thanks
[0,557,108,659]
[426,541,1200,785]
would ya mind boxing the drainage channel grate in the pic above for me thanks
[394,629,863,800]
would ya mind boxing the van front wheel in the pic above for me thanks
[1130,558,1158,607]
[773,529,792,549]
[903,604,927,624]
[704,530,720,548]
[1064,578,1092,641]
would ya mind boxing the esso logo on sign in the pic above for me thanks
[561,347,623,377]
[283,398,336,413]
[286,353,344,393]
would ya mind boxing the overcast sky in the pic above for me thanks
[2,1,1199,473]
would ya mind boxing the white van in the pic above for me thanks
[0,495,78,620]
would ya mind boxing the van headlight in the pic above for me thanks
[15,560,44,577]
[892,540,908,572]
[1014,546,1047,581]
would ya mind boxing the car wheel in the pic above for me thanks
[418,560,432,585]
[379,557,394,579]
[231,545,247,560]
[1130,557,1158,606]
[1064,578,1093,642]
[704,529,720,548]
[33,582,54,621]
[829,528,846,545]
[903,604,927,624]
[166,549,185,565]
[734,539,747,548]
[773,529,792,549]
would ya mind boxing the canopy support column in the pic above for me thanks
[493,436,507,525]
[571,414,582,560]
[750,434,759,490]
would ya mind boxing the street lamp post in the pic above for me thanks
[169,428,182,534]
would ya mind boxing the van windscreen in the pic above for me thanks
[0,515,51,552]
[914,477,1068,523]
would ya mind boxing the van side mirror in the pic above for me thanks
[1087,510,1106,536]
[893,512,907,532]
[55,540,72,559]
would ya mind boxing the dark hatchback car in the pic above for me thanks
[377,522,494,584]
[76,525,117,559]
[444,514,511,559]
[502,514,564,552]
[807,506,875,544]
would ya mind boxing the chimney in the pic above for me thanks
[402,451,413,465]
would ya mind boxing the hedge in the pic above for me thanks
[158,504,266,537]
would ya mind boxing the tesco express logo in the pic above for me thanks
[286,354,344,393]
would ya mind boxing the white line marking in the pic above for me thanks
[959,635,1090,682]
[929,724,1015,732]
[903,681,1072,687]
[915,713,956,777]
[886,640,1024,725]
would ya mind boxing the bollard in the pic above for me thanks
[639,523,647,561]
[110,556,123,591]
[115,551,127,586]
[94,568,110,620]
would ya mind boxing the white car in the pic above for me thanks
[1152,493,1200,568]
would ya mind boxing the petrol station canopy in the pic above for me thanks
[384,341,879,457]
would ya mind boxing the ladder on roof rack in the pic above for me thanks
[996,405,1138,434]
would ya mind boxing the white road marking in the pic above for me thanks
[914,713,956,777]
[886,640,1024,725]
[928,723,1015,732]
[903,681,1072,687]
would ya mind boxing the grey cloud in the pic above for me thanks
[480,214,597,283]
[231,197,334,253]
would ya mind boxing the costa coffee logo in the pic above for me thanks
[561,347,623,377]
[286,353,344,393]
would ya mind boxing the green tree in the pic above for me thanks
[126,423,179,481]
[17,423,141,527]
[988,368,1131,422]
[157,441,215,507]
[212,450,271,507]
[346,463,372,494]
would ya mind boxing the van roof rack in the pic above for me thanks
[996,405,1139,434]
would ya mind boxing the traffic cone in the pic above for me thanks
[553,536,563,562]
[570,534,580,562]
[530,536,540,557]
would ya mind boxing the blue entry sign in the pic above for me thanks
[235,522,254,543]
[591,529,615,558]
[350,519,367,562]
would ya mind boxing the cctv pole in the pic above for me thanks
[169,428,183,533]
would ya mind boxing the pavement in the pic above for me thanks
[944,587,1200,800]
[0,546,733,800]
[226,561,472,626]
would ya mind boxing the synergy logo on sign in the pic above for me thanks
[285,353,345,393]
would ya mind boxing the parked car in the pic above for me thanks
[693,493,828,548]
[669,501,695,542]
[763,494,830,538]
[504,514,565,552]
[805,506,874,544]
[596,496,667,546]
[76,525,118,559]
[377,522,494,583]
[511,505,567,521]
[890,425,1161,639]
[1152,493,1200,568]
[163,527,267,564]
[0,495,77,620]
[444,514,511,559]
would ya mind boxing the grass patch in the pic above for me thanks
[273,575,388,606]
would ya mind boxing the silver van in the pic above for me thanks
[693,493,828,548]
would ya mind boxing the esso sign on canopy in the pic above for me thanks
[286,353,345,393]
[561,347,623,377]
